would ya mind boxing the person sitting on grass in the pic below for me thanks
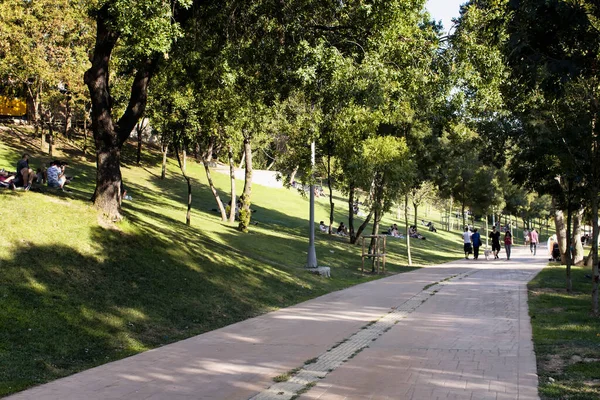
[47,161,71,189]
[319,221,328,233]
[336,222,348,236]
[391,224,405,238]
[35,166,46,184]
[0,169,17,188]
[13,153,35,190]
[409,225,426,240]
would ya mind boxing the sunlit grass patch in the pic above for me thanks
[528,265,600,400]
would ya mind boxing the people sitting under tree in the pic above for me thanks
[337,222,348,236]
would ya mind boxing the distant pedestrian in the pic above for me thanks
[529,228,539,255]
[472,228,482,260]
[489,226,501,259]
[463,227,472,259]
[524,229,529,246]
[504,231,513,260]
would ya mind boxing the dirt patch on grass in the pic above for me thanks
[541,354,565,374]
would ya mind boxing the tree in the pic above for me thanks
[84,0,191,219]
[410,182,436,228]
[0,0,92,134]
[435,122,481,228]
[361,136,414,271]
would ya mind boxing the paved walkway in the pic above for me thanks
[7,247,544,400]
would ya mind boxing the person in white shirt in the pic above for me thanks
[462,227,473,259]
[319,221,328,233]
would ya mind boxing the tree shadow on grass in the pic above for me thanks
[0,222,333,397]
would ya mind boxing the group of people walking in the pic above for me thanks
[462,225,539,260]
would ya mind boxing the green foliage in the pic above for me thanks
[105,0,190,57]
[361,135,414,218]
[0,0,94,120]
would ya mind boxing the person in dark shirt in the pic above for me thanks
[14,153,34,190]
[489,226,501,259]
[471,228,482,260]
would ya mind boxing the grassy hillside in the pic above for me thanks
[0,126,463,396]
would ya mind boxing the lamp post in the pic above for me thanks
[307,140,318,268]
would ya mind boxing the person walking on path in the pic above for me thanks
[504,231,513,260]
[489,226,501,259]
[462,227,472,259]
[471,228,482,260]
[529,228,539,255]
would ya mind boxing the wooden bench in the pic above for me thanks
[361,234,387,274]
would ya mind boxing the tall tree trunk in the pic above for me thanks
[591,110,599,315]
[572,207,585,266]
[174,139,192,226]
[566,193,573,293]
[327,152,334,234]
[136,119,145,165]
[353,209,374,244]
[41,125,46,152]
[83,104,90,154]
[228,144,236,223]
[27,80,41,134]
[238,136,253,232]
[348,184,356,242]
[592,195,599,314]
[448,197,453,231]
[203,159,227,221]
[553,198,567,264]
[461,199,466,229]
[161,144,168,179]
[205,137,214,163]
[84,3,156,219]
[47,120,54,158]
[369,207,381,273]
[93,147,123,218]
[585,247,594,268]
[405,193,412,266]
[413,201,418,229]
[182,148,187,173]
[461,179,466,228]
[64,93,72,139]
[352,178,375,244]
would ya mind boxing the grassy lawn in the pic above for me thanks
[528,264,600,399]
[0,126,464,396]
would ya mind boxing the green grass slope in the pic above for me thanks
[0,126,463,395]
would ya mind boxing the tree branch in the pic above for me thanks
[117,55,161,146]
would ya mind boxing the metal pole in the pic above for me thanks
[307,140,318,268]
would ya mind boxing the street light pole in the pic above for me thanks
[307,140,318,268]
